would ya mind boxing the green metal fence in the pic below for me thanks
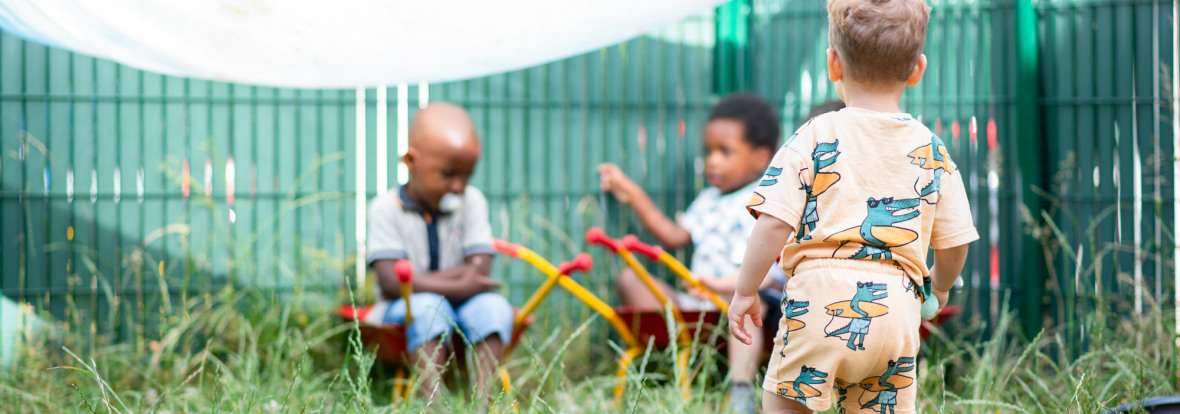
[0,12,719,346]
[1,0,1175,349]
[750,0,1176,338]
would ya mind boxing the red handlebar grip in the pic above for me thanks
[622,235,663,260]
[493,238,521,257]
[557,253,594,275]
[585,227,623,251]
[394,260,414,283]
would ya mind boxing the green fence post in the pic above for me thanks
[1015,0,1046,338]
[714,0,750,95]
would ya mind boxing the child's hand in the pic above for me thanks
[598,163,638,204]
[727,292,762,345]
[472,275,502,293]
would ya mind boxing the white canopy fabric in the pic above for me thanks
[0,0,724,88]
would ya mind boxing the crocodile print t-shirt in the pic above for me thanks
[746,107,979,286]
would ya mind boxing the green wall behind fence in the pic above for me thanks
[1,0,1175,347]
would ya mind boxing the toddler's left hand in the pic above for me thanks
[727,292,762,345]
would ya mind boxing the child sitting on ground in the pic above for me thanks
[727,1,977,413]
[598,93,788,413]
[365,102,513,399]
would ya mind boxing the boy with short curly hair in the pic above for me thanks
[599,93,788,413]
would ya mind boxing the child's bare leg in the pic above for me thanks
[763,390,812,414]
[616,268,677,309]
[411,339,448,398]
[470,335,504,396]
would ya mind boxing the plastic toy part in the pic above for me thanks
[622,235,664,260]
[493,238,522,257]
[394,260,414,283]
[585,227,624,251]
[558,253,594,275]
[920,295,940,319]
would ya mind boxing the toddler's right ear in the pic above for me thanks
[826,48,843,83]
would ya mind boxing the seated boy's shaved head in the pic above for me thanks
[409,102,481,153]
[828,0,931,83]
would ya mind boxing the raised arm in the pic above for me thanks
[598,163,691,249]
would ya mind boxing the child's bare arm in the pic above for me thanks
[374,254,499,302]
[728,214,794,344]
[598,163,691,249]
[929,244,969,310]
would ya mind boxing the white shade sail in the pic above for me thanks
[0,0,724,88]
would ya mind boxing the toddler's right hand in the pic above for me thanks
[597,163,637,204]
[727,292,762,345]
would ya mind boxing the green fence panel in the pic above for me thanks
[749,0,1174,339]
[0,0,1175,350]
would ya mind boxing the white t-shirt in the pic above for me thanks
[677,181,788,308]
[364,185,496,322]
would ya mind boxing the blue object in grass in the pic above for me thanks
[920,294,940,319]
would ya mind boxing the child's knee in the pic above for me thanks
[458,293,513,321]
[404,293,458,350]
[615,268,641,290]
[409,292,455,318]
[456,293,514,344]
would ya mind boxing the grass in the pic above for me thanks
[0,282,1175,413]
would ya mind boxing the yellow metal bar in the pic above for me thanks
[498,367,512,394]
[612,347,646,407]
[393,367,407,403]
[617,250,690,343]
[500,246,565,357]
[511,248,563,324]
[555,277,641,349]
[400,284,414,325]
[658,252,728,314]
[676,349,692,399]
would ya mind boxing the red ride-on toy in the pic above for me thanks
[336,251,591,400]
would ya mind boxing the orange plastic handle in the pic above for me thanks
[585,227,624,252]
[557,253,594,275]
[493,238,521,257]
[622,235,663,260]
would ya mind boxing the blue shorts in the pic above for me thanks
[381,292,515,352]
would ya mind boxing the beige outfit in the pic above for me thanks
[747,108,979,412]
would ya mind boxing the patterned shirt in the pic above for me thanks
[748,107,979,286]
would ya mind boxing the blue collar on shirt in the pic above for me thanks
[398,186,446,271]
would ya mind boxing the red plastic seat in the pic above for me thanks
[337,304,535,364]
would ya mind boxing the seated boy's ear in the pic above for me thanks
[906,54,928,87]
[402,148,418,170]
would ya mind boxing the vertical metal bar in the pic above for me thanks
[1151,0,1163,314]
[355,87,366,289]
[376,86,388,193]
[1173,0,1178,347]
[418,82,429,109]
[397,84,409,185]
[1014,0,1046,337]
